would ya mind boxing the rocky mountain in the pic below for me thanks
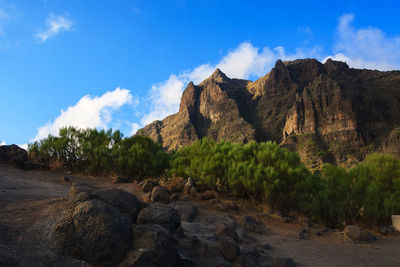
[140,58,400,169]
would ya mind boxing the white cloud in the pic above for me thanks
[324,14,400,70]
[139,41,311,126]
[35,14,73,43]
[32,88,133,141]
[0,141,6,146]
[18,144,28,150]
[130,123,141,135]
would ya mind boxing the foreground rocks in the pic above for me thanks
[40,183,299,266]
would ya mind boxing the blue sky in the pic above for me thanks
[1,0,400,148]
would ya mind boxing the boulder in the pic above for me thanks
[169,201,198,222]
[218,236,240,261]
[139,180,158,193]
[240,246,261,267]
[241,216,264,234]
[137,203,181,233]
[214,224,239,242]
[0,144,29,169]
[151,186,171,203]
[121,224,177,267]
[69,183,93,203]
[92,189,139,221]
[53,199,131,266]
[343,225,362,241]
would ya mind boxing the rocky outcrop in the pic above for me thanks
[140,58,400,168]
[0,144,33,169]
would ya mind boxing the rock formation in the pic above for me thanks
[140,58,400,168]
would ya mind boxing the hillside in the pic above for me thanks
[141,59,400,169]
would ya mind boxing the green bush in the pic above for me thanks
[169,139,314,210]
[309,154,400,227]
[28,127,169,179]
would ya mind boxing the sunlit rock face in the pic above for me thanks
[140,58,400,168]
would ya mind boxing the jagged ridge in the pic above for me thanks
[140,58,400,168]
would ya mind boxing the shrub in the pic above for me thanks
[309,154,400,227]
[28,127,169,179]
[168,139,313,210]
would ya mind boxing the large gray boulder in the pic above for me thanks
[169,201,198,222]
[137,203,181,233]
[53,199,131,266]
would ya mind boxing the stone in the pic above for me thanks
[0,144,29,169]
[92,189,139,221]
[182,177,196,196]
[240,246,261,267]
[241,216,264,234]
[121,224,177,267]
[378,225,394,235]
[111,175,131,184]
[139,180,158,193]
[297,228,307,239]
[137,203,181,233]
[53,199,131,266]
[169,201,198,222]
[218,236,240,261]
[200,190,217,200]
[151,186,171,203]
[271,257,296,267]
[214,224,239,242]
[343,225,362,241]
[69,183,93,203]
[62,176,70,183]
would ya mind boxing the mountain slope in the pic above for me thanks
[140,58,400,168]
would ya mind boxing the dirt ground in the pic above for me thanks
[1,163,400,267]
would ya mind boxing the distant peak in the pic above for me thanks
[210,68,229,82]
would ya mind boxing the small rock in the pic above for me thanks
[271,257,295,267]
[241,246,260,267]
[183,177,197,196]
[378,225,394,235]
[297,228,307,239]
[219,237,240,261]
[200,190,217,200]
[171,193,180,200]
[217,202,229,212]
[260,242,272,250]
[137,203,181,233]
[344,225,362,241]
[62,176,70,183]
[151,186,171,203]
[111,175,130,184]
[138,180,158,193]
[214,224,239,242]
[241,216,264,234]
[364,232,377,242]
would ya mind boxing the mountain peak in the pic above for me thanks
[209,68,230,83]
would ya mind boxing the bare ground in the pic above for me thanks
[1,164,400,267]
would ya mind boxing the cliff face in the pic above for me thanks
[140,58,400,168]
